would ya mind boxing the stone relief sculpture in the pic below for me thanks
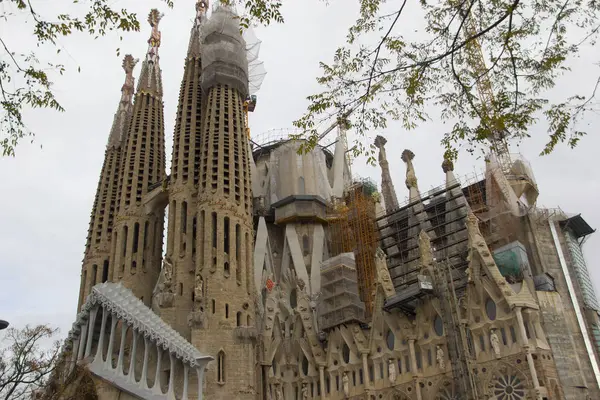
[274,382,283,400]
[301,382,310,399]
[194,274,204,301]
[436,345,445,370]
[342,371,350,397]
[490,329,501,357]
[388,358,397,383]
[154,256,175,308]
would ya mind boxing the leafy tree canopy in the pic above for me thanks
[289,0,600,162]
[2,0,598,160]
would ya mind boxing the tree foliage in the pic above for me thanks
[289,0,600,162]
[0,325,60,400]
[0,324,97,400]
[0,0,283,157]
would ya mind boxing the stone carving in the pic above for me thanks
[490,329,501,357]
[388,358,397,383]
[146,9,164,64]
[375,247,395,298]
[163,257,173,285]
[301,382,310,399]
[155,256,174,307]
[342,372,350,397]
[401,149,418,190]
[442,158,454,173]
[121,55,139,104]
[194,274,204,301]
[187,309,205,329]
[418,230,434,269]
[436,345,445,370]
[274,382,283,400]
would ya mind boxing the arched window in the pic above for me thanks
[224,217,230,254]
[217,351,226,383]
[224,262,230,277]
[236,312,242,326]
[132,223,139,253]
[225,304,229,319]
[131,260,137,274]
[91,265,97,287]
[122,225,128,257]
[102,260,109,283]
[247,315,251,326]
[386,330,395,350]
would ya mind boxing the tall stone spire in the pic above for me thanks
[110,9,167,305]
[190,6,256,399]
[374,135,399,211]
[77,55,139,311]
[158,0,210,338]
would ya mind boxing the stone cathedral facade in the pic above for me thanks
[53,2,600,400]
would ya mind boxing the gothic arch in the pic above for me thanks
[433,378,458,400]
[386,387,411,400]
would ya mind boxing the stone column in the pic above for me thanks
[319,365,326,398]
[515,307,542,399]
[408,339,422,400]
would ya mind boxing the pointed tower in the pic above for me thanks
[110,9,167,305]
[190,5,256,399]
[374,135,399,212]
[157,0,209,337]
[77,55,138,311]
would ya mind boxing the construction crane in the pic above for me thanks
[457,3,512,172]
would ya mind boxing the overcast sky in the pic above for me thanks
[0,0,598,339]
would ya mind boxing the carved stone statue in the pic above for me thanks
[490,329,501,357]
[436,345,445,370]
[388,358,397,383]
[342,372,350,397]
[162,257,173,285]
[297,278,306,293]
[194,274,204,301]
[301,382,310,399]
[274,383,283,400]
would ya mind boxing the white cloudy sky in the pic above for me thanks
[0,0,598,340]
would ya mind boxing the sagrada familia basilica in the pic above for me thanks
[44,1,600,399]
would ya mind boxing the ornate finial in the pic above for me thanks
[418,230,434,267]
[401,149,415,163]
[442,158,454,173]
[402,149,418,191]
[120,55,139,104]
[374,135,387,149]
[196,0,209,23]
[146,9,164,63]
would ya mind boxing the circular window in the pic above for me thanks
[386,330,395,350]
[302,356,309,375]
[485,298,497,321]
[493,374,525,399]
[434,315,444,336]
[342,343,350,363]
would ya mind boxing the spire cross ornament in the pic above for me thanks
[147,9,164,63]
[121,55,139,105]
[196,0,209,24]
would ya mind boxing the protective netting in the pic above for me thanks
[200,5,266,96]
[243,27,266,95]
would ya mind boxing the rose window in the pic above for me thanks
[493,374,526,399]
[435,385,460,400]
